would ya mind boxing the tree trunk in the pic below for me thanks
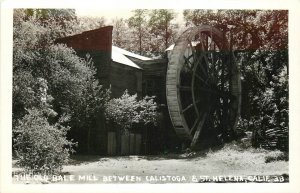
[165,24,168,50]
[139,27,142,55]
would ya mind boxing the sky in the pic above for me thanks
[76,9,185,24]
[76,9,134,20]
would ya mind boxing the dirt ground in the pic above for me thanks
[12,145,288,184]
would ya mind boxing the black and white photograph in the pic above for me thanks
[1,0,300,193]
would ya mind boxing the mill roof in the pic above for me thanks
[165,41,200,51]
[112,46,153,69]
[112,46,142,69]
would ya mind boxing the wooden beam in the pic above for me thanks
[190,113,207,149]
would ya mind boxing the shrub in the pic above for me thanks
[105,90,158,131]
[13,108,76,174]
[265,151,288,163]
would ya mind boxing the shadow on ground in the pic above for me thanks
[68,150,210,165]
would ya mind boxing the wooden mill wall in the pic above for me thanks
[55,26,113,88]
[109,62,142,98]
[131,58,168,104]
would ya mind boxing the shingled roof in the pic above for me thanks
[111,46,143,69]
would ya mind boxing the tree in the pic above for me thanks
[13,11,60,124]
[183,10,288,151]
[183,10,287,51]
[66,55,111,153]
[109,9,180,57]
[111,18,129,47]
[148,9,177,53]
[19,9,78,39]
[13,9,110,156]
[24,8,76,21]
[127,9,149,55]
[72,16,106,34]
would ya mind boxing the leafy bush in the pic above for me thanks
[255,66,288,151]
[105,90,158,131]
[265,151,288,163]
[14,108,76,174]
[236,67,288,151]
[13,9,111,153]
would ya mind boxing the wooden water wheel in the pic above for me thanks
[166,25,241,148]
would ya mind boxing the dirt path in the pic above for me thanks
[13,147,288,184]
[59,151,288,183]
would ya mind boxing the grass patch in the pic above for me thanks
[265,152,288,163]
[205,141,288,170]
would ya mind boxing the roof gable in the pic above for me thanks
[112,46,152,61]
[112,46,142,69]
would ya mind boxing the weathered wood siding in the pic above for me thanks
[135,58,168,104]
[107,132,117,155]
[120,133,142,155]
[107,131,142,155]
[109,62,143,98]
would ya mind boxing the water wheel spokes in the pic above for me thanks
[166,25,241,148]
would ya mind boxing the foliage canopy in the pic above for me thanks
[105,90,158,131]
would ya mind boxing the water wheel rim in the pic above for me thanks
[166,25,241,143]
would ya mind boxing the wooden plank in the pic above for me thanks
[169,109,180,113]
[168,102,179,106]
[170,114,181,120]
[166,94,177,98]
[166,75,177,80]
[166,79,177,82]
[190,113,207,149]
[167,97,179,101]
[166,90,177,95]
[135,134,142,154]
[166,95,177,99]
[107,133,111,155]
[166,75,177,79]
[170,112,181,117]
[121,134,129,155]
[130,133,135,154]
[173,121,183,126]
[171,116,182,122]
[166,87,177,92]
[175,128,188,134]
[166,81,177,85]
[107,132,117,155]
[169,110,180,115]
[166,83,177,86]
